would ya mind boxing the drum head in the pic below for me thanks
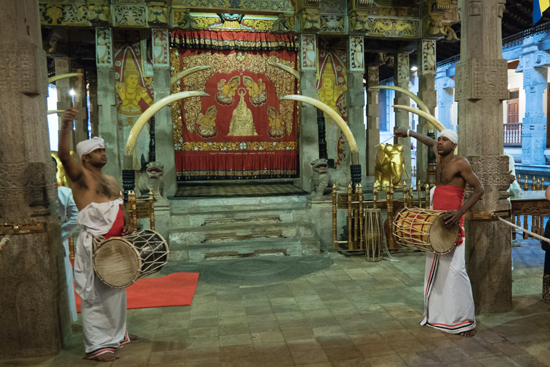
[94,239,140,288]
[428,215,459,254]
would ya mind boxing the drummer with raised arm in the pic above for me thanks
[394,127,484,338]
[58,108,139,362]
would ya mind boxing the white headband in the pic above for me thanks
[76,137,104,159]
[440,129,458,145]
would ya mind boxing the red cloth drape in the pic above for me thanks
[173,32,299,181]
[171,30,298,51]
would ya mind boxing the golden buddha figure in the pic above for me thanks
[116,58,153,119]
[318,57,347,161]
[227,89,258,136]
[197,105,218,138]
[318,58,347,113]
[116,56,153,169]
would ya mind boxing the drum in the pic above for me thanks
[393,207,459,254]
[93,229,169,288]
[364,208,383,262]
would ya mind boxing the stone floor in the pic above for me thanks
[3,241,550,367]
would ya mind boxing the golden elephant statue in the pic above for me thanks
[374,143,407,189]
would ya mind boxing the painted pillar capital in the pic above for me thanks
[300,34,317,72]
[349,36,364,73]
[152,29,170,69]
[418,39,437,76]
[96,27,113,69]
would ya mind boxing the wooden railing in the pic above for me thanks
[504,123,523,146]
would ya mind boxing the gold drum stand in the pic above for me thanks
[364,208,383,262]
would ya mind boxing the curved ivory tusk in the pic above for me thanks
[268,62,300,80]
[48,73,82,83]
[280,95,359,165]
[392,105,446,132]
[370,86,431,116]
[47,110,65,114]
[124,91,210,168]
[171,66,211,86]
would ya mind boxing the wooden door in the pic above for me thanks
[507,90,519,124]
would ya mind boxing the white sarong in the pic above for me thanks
[75,199,130,358]
[420,186,475,334]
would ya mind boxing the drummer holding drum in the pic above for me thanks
[394,127,484,338]
[58,108,139,362]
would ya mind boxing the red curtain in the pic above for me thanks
[172,31,299,181]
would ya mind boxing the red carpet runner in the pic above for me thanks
[75,272,199,312]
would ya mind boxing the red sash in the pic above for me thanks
[433,186,465,246]
[103,204,125,239]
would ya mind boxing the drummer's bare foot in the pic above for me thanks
[460,329,476,337]
[129,334,140,341]
[90,352,119,362]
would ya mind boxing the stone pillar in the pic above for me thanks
[89,74,99,137]
[0,0,70,358]
[516,35,550,166]
[151,29,172,239]
[417,40,437,184]
[75,68,89,143]
[347,36,366,184]
[366,66,380,176]
[435,69,455,130]
[456,0,512,314]
[55,57,73,149]
[394,52,411,184]
[96,28,121,181]
[299,34,319,192]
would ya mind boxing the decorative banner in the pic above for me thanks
[317,39,348,167]
[349,36,364,71]
[171,31,299,181]
[114,32,154,170]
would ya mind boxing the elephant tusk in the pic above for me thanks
[268,62,300,80]
[392,105,446,132]
[280,95,359,165]
[47,110,65,114]
[124,91,210,169]
[48,73,82,83]
[370,86,431,116]
[171,66,211,86]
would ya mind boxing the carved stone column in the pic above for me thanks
[366,65,380,177]
[435,69,455,130]
[347,36,366,184]
[151,28,172,239]
[55,57,73,148]
[394,52,411,185]
[417,40,437,184]
[299,34,319,192]
[516,35,550,166]
[96,28,121,181]
[89,74,99,137]
[0,0,70,358]
[75,68,89,143]
[456,0,512,314]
